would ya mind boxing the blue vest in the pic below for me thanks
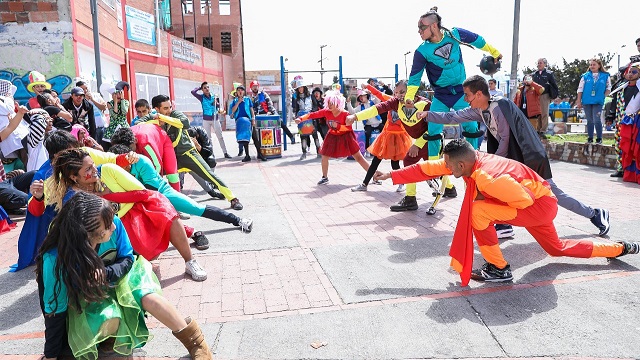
[229,96,253,119]
[581,72,610,105]
[201,94,217,117]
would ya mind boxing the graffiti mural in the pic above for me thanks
[0,70,73,106]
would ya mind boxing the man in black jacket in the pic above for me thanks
[62,86,96,139]
[416,75,610,238]
[531,58,559,135]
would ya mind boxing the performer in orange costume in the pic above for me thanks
[375,139,640,285]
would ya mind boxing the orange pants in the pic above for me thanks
[471,196,623,268]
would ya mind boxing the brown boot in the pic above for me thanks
[172,317,213,359]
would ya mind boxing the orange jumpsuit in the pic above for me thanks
[390,151,625,286]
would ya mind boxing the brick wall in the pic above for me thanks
[170,0,244,85]
[544,141,617,169]
[73,0,125,60]
[0,0,67,24]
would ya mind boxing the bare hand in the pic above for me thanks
[85,91,93,101]
[404,99,415,108]
[407,145,419,157]
[495,54,503,63]
[294,118,301,124]
[373,171,391,181]
[30,180,45,199]
[416,111,428,120]
[17,105,29,115]
[126,151,139,164]
[345,115,357,126]
[575,101,582,109]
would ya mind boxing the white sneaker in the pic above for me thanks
[351,183,367,192]
[178,212,191,220]
[396,184,406,192]
[239,218,253,233]
[185,259,207,281]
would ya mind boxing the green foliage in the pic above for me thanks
[524,53,615,105]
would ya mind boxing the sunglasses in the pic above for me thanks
[629,69,639,75]
[418,23,434,31]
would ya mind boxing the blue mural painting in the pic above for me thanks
[0,70,73,106]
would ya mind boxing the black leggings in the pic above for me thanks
[301,132,320,154]
[362,156,400,185]
[364,124,384,148]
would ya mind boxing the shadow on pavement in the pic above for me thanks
[0,289,40,332]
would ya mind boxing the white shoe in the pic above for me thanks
[185,259,207,281]
[239,218,253,233]
[396,184,406,192]
[351,184,367,192]
[178,212,191,220]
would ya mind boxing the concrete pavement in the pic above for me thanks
[1,128,639,359]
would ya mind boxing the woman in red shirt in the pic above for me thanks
[295,90,369,184]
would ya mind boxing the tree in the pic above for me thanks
[523,53,614,105]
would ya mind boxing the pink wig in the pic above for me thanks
[323,90,345,110]
[70,124,87,140]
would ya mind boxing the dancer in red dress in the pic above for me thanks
[295,90,369,185]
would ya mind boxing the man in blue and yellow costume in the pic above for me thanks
[400,7,502,209]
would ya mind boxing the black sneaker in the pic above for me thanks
[590,208,610,236]
[191,231,210,250]
[495,224,515,239]
[443,186,457,198]
[615,242,640,257]
[390,196,419,212]
[230,198,243,210]
[207,190,225,200]
[242,156,251,162]
[470,262,513,282]
[610,170,623,178]
[224,153,232,159]
[317,176,329,185]
[595,139,603,144]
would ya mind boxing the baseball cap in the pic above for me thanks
[71,87,85,96]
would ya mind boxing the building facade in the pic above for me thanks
[0,0,241,125]
[168,0,245,87]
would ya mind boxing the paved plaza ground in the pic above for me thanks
[1,128,639,360]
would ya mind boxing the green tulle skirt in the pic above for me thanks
[67,256,162,360]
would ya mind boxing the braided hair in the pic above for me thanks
[420,7,444,30]
[36,192,115,313]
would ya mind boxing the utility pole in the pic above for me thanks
[180,0,186,39]
[509,0,521,100]
[206,0,211,48]
[403,51,411,80]
[89,0,102,89]
[319,44,327,88]
[617,44,627,70]
[192,0,197,44]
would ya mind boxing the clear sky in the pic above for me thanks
[241,0,639,87]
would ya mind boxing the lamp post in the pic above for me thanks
[319,44,328,88]
[617,44,627,71]
[403,51,411,80]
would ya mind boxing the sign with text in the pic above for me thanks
[172,39,202,64]
[125,5,156,46]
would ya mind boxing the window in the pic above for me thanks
[160,0,172,30]
[218,0,230,15]
[220,32,232,53]
[200,0,213,14]
[181,0,193,14]
[203,37,213,50]
[185,37,195,44]
[134,73,170,105]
